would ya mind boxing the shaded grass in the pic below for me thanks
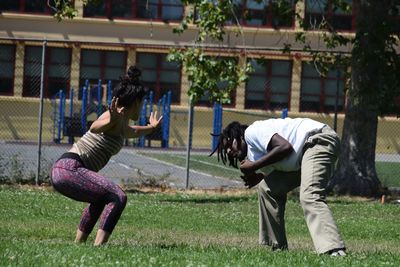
[1,186,400,266]
[139,152,400,187]
[376,162,400,187]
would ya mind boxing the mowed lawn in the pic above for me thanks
[1,186,400,266]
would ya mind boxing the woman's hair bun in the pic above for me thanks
[127,65,141,83]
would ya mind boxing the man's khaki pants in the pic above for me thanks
[258,126,345,254]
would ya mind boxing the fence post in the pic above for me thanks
[36,39,47,185]
[56,90,65,144]
[185,96,194,189]
[61,90,66,140]
[68,88,74,144]
[51,91,62,143]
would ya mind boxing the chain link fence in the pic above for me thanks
[0,39,399,189]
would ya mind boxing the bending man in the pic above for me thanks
[211,117,346,256]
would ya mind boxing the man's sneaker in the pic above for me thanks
[329,249,346,257]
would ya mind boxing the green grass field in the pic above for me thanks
[139,152,400,187]
[376,162,400,187]
[1,185,399,266]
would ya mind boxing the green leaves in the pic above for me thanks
[170,0,252,105]
[50,0,102,21]
[51,0,78,21]
[169,47,252,104]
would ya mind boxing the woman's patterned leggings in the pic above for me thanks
[51,158,127,234]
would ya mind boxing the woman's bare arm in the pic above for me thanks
[90,97,124,134]
[123,112,162,138]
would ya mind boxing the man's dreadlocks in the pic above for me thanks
[209,121,248,168]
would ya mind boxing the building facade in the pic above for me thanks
[0,1,398,152]
[0,1,350,110]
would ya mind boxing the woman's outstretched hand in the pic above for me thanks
[108,97,125,122]
[148,111,163,130]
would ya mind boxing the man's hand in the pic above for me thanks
[240,159,256,174]
[240,172,264,189]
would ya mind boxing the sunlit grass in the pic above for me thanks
[1,186,400,266]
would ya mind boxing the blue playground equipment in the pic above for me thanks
[282,108,288,118]
[138,90,172,148]
[52,81,172,148]
[212,102,223,151]
[52,79,112,144]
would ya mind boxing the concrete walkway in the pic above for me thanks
[0,143,244,189]
[106,149,243,189]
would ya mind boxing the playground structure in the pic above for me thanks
[212,102,223,151]
[52,80,172,147]
[52,83,289,149]
[138,90,171,148]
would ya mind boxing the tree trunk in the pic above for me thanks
[329,102,381,196]
[329,0,390,197]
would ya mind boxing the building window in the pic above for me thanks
[84,0,184,21]
[79,49,127,99]
[0,44,16,96]
[300,62,345,113]
[304,0,354,31]
[136,52,181,104]
[23,46,72,98]
[137,0,184,20]
[245,59,292,111]
[224,0,295,28]
[0,0,55,14]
